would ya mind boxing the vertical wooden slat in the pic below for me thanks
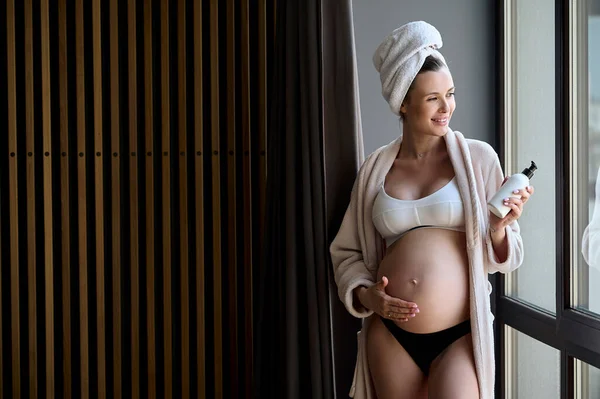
[75,0,90,396]
[109,0,122,396]
[6,0,21,395]
[127,0,140,397]
[225,0,238,396]
[210,1,223,397]
[143,2,157,396]
[58,0,72,396]
[193,0,205,395]
[177,0,190,396]
[40,0,55,395]
[240,0,253,395]
[92,0,107,395]
[258,0,267,269]
[159,0,173,394]
[24,0,39,395]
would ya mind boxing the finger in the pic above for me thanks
[506,202,522,219]
[389,305,419,315]
[515,188,531,202]
[503,197,523,207]
[387,296,418,309]
[375,276,388,292]
[386,311,413,321]
[387,312,409,322]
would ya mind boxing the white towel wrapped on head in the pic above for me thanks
[373,21,447,116]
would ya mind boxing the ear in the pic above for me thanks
[399,102,407,115]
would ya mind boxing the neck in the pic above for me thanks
[398,130,445,160]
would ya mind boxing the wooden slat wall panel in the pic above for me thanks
[143,1,157,396]
[75,0,90,396]
[226,0,239,397]
[240,0,253,394]
[210,0,223,397]
[92,0,107,394]
[159,0,173,394]
[193,1,206,396]
[109,0,122,396]
[258,0,268,286]
[57,0,72,396]
[24,0,39,395]
[6,0,21,396]
[177,0,191,397]
[40,0,55,395]
[1,1,274,397]
[127,1,140,398]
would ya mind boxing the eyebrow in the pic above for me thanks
[424,88,455,96]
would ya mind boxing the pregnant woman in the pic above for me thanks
[330,22,533,399]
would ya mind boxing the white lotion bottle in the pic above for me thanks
[488,161,537,218]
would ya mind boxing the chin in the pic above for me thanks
[428,125,449,136]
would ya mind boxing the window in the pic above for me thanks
[497,0,600,397]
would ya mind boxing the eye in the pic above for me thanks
[447,92,455,97]
[427,97,437,101]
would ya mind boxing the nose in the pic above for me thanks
[439,98,450,113]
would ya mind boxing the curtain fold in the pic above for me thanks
[255,0,364,397]
[322,0,365,397]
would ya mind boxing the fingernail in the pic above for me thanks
[503,198,509,202]
[414,309,419,313]
[513,190,519,194]
[503,202,509,206]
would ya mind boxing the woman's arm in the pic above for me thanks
[489,226,508,263]
[330,167,377,318]
[482,151,525,273]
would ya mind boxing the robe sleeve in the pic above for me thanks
[330,162,377,318]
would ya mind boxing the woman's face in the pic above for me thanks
[400,68,456,136]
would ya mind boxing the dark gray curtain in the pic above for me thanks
[322,1,365,397]
[255,0,363,397]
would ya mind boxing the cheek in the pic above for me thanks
[415,103,434,117]
[449,98,457,113]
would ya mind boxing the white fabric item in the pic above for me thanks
[372,176,465,247]
[582,167,600,270]
[372,21,447,116]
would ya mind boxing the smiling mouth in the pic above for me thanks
[432,118,448,123]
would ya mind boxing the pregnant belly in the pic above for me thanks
[377,228,470,333]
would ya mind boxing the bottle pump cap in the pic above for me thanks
[521,161,537,179]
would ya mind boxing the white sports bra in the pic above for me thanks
[372,177,465,247]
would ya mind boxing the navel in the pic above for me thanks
[410,278,418,285]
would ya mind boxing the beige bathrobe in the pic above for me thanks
[330,128,524,399]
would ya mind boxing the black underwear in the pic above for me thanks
[381,317,471,376]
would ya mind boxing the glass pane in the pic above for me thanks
[575,4,600,316]
[505,326,560,399]
[506,0,556,312]
[575,359,600,399]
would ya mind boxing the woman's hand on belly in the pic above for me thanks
[356,276,420,322]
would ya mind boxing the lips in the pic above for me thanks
[432,117,449,125]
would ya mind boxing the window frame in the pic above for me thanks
[495,0,600,397]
